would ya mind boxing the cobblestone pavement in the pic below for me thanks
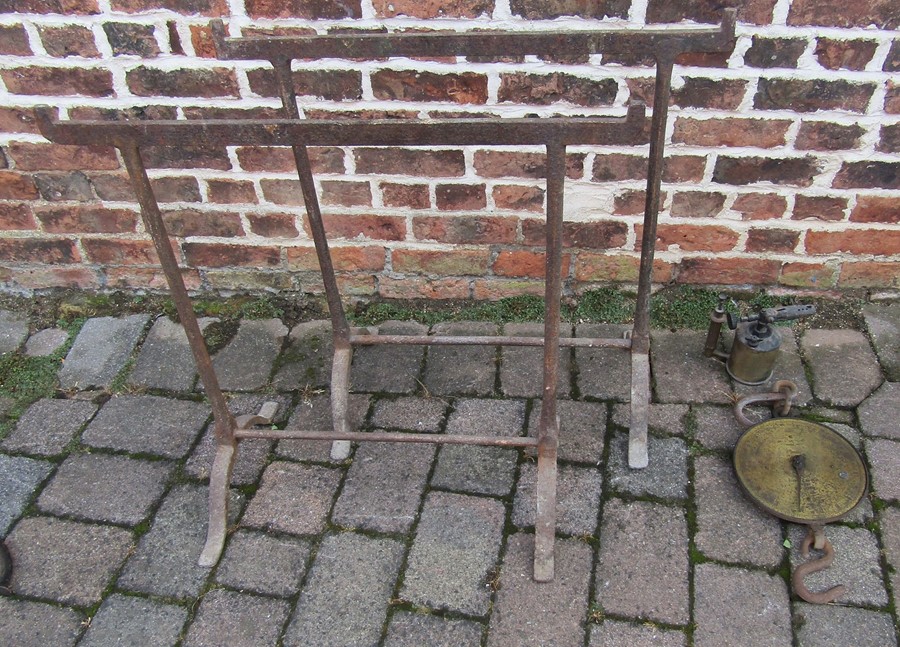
[0,304,898,646]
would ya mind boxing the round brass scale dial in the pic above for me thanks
[733,419,867,524]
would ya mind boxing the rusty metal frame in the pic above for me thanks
[36,11,734,583]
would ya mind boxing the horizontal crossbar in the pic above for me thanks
[234,429,540,447]
[349,334,632,349]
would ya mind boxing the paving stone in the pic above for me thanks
[241,461,341,535]
[879,506,900,598]
[118,484,243,599]
[37,453,172,525]
[611,402,689,437]
[58,314,149,390]
[0,310,28,354]
[863,301,900,381]
[788,524,888,606]
[371,395,448,432]
[575,323,632,401]
[1,398,97,455]
[857,381,900,439]
[693,404,761,451]
[513,463,602,536]
[865,437,900,501]
[79,593,188,647]
[6,516,133,606]
[352,320,427,394]
[651,330,732,404]
[487,533,592,647]
[529,400,607,463]
[424,321,498,397]
[693,563,791,647]
[332,441,434,533]
[607,432,688,500]
[82,394,210,458]
[797,405,855,424]
[185,393,292,486]
[0,597,83,647]
[801,329,882,407]
[283,532,404,647]
[431,398,527,497]
[594,499,689,625]
[402,491,506,616]
[215,530,311,598]
[276,393,369,463]
[385,610,484,647]
[129,316,215,391]
[794,602,897,647]
[731,328,813,406]
[184,588,289,647]
[693,455,784,568]
[272,319,332,390]
[24,327,69,357]
[589,620,687,647]
[500,322,572,397]
[209,318,287,391]
[0,454,53,535]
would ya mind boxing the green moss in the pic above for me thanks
[572,287,634,324]
[650,286,722,330]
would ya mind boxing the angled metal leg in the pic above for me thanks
[198,444,235,567]
[329,346,353,460]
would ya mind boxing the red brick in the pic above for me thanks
[236,146,344,174]
[189,25,216,58]
[647,0,776,25]
[128,67,238,98]
[744,37,806,68]
[510,0,627,18]
[246,0,361,18]
[3,0,99,12]
[436,184,486,211]
[787,0,897,29]
[11,267,99,290]
[0,204,36,230]
[39,25,99,58]
[183,242,280,267]
[379,277,470,300]
[381,183,430,209]
[879,123,900,153]
[413,215,517,244]
[647,224,738,252]
[318,214,406,241]
[89,174,200,203]
[474,150,584,180]
[288,245,384,272]
[371,0,492,17]
[672,117,789,149]
[886,41,900,72]
[103,22,160,57]
[815,38,878,70]
[850,196,900,224]
[7,144,118,172]
[832,161,900,190]
[321,180,372,207]
[206,179,257,204]
[36,206,137,234]
[886,81,900,114]
[522,220,628,249]
[34,171,93,202]
[612,189,666,216]
[0,172,38,200]
[671,78,748,110]
[664,157,706,183]
[247,213,299,238]
[713,156,819,187]
[795,121,865,151]
[732,193,787,220]
[592,155,646,183]
[678,258,780,285]
[111,0,226,14]
[575,254,673,283]
[806,230,900,256]
[306,108,418,121]
[143,146,231,171]
[82,238,166,265]
[754,79,875,113]
[0,107,39,134]
[499,72,617,107]
[493,250,570,278]
[240,27,317,38]
[260,180,304,206]
[69,105,179,121]
[779,262,837,288]
[0,25,32,55]
[493,185,544,212]
[105,267,201,291]
[745,228,799,253]
[355,148,465,177]
[0,238,80,264]
[183,106,283,120]
[247,69,363,101]
[392,249,490,276]
[162,209,243,238]
[838,262,900,288]
[1,67,113,97]
[473,279,546,300]
[372,70,488,104]
[792,195,847,222]
[670,191,727,218]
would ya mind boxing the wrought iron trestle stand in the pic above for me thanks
[37,12,734,582]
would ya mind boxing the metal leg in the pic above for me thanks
[198,444,234,567]
[329,346,353,460]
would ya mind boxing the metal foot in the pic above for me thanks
[629,352,650,469]
[329,346,353,460]
[533,418,558,582]
[198,443,235,567]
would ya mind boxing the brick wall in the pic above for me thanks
[0,0,897,297]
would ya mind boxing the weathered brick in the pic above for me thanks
[885,40,900,72]
[392,249,490,276]
[745,228,799,253]
[36,206,137,234]
[885,81,900,113]
[815,38,878,70]
[183,106,282,120]
[0,25,32,55]
[112,0,225,13]
[372,70,488,104]
[321,180,372,207]
[670,191,726,218]
[493,184,544,212]
[744,37,806,68]
[4,0,99,11]
[499,72,617,106]
[127,67,238,97]
[183,242,280,267]
[105,266,201,290]
[289,245,382,272]
[372,0,492,17]
[247,214,300,238]
[376,183,428,210]
[91,174,199,203]
[850,196,900,224]
[34,172,93,202]
[788,0,898,29]
[648,0,777,24]
[806,230,900,256]
[713,156,819,187]
[0,238,80,264]
[318,214,406,241]
[1,67,113,97]
[163,209,244,237]
[472,278,545,299]
[671,77,747,110]
[380,277,470,299]
[731,193,787,220]
[307,107,418,120]
[493,250,570,278]
[795,121,866,151]
[143,146,231,170]
[260,180,304,206]
[207,179,257,204]
[792,195,847,221]
[779,262,837,288]
[39,25,100,58]
[678,257,780,284]
[247,69,362,101]
[839,262,899,288]
[574,254,672,283]
[879,123,900,153]
[613,189,666,216]
[754,78,875,113]
[189,24,216,58]
[435,184,486,211]
[69,105,178,121]
[0,172,38,200]
[103,22,160,57]
[474,150,584,180]
[413,215,517,244]
[0,107,39,134]
[510,0,626,17]
[82,239,161,265]
[246,0,361,18]
[522,220,627,249]
[650,224,738,252]
[11,266,99,289]
[236,146,343,174]
[355,148,465,177]
[0,204,36,230]
[672,117,789,148]
[833,161,900,189]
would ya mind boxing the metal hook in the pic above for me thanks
[791,526,846,604]
[732,379,798,428]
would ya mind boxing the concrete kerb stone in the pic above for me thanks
[857,381,900,439]
[800,328,883,407]
[58,314,149,390]
[0,454,54,535]
[130,316,216,392]
[1,398,97,456]
[210,318,288,391]
[0,310,29,355]
[862,301,900,381]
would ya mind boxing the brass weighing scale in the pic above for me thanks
[733,395,868,604]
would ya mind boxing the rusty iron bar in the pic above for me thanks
[348,334,632,348]
[235,429,539,447]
